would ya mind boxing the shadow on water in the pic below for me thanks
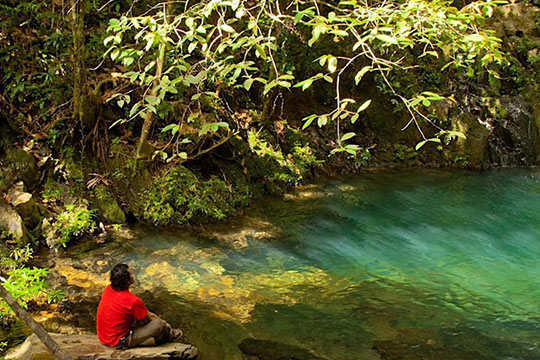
[33,169,540,359]
[0,320,31,354]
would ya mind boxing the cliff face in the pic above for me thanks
[380,2,540,168]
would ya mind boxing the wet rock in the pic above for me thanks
[238,338,327,360]
[7,182,45,231]
[0,199,30,243]
[487,97,540,166]
[6,333,198,360]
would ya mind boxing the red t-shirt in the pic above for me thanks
[96,285,148,346]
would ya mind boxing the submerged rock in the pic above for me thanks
[238,338,327,360]
[6,333,198,360]
[373,339,492,360]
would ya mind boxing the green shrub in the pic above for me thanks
[53,205,96,247]
[0,267,63,319]
[394,144,417,161]
[41,179,63,202]
[246,131,320,188]
[142,166,237,226]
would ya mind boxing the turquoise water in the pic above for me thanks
[59,170,540,359]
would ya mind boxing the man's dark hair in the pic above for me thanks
[110,263,131,291]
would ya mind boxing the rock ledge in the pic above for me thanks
[6,334,198,360]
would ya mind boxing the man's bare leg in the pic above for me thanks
[128,317,169,347]
[127,313,182,347]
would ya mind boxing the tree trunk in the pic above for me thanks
[136,1,171,159]
[0,283,72,360]
[136,42,166,159]
[70,0,89,127]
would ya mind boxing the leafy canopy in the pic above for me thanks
[103,0,508,158]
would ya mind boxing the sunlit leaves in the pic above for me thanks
[101,0,509,160]
[415,130,466,150]
[375,34,398,46]
[198,122,230,136]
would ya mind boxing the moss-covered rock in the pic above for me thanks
[89,185,126,224]
[4,149,40,191]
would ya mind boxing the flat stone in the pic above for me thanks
[6,334,198,360]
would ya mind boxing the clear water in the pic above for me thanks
[50,170,540,359]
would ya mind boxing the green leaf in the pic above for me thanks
[145,61,156,73]
[317,115,328,127]
[220,24,235,33]
[277,81,291,88]
[318,55,328,67]
[375,34,398,45]
[109,18,120,26]
[278,74,295,81]
[355,66,371,85]
[104,36,115,46]
[146,95,159,106]
[358,99,372,112]
[302,115,316,130]
[110,118,126,128]
[351,114,359,123]
[243,78,254,91]
[327,56,338,73]
[341,132,356,142]
[216,122,229,129]
[123,57,134,66]
[444,130,466,139]
[464,34,484,43]
[110,48,120,61]
[134,30,145,40]
[415,140,427,151]
[263,81,276,95]
[323,75,333,83]
[294,79,313,91]
[422,91,444,100]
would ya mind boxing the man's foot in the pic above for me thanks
[169,328,183,342]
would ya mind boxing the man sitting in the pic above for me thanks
[97,263,182,348]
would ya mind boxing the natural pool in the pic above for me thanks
[13,169,540,359]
